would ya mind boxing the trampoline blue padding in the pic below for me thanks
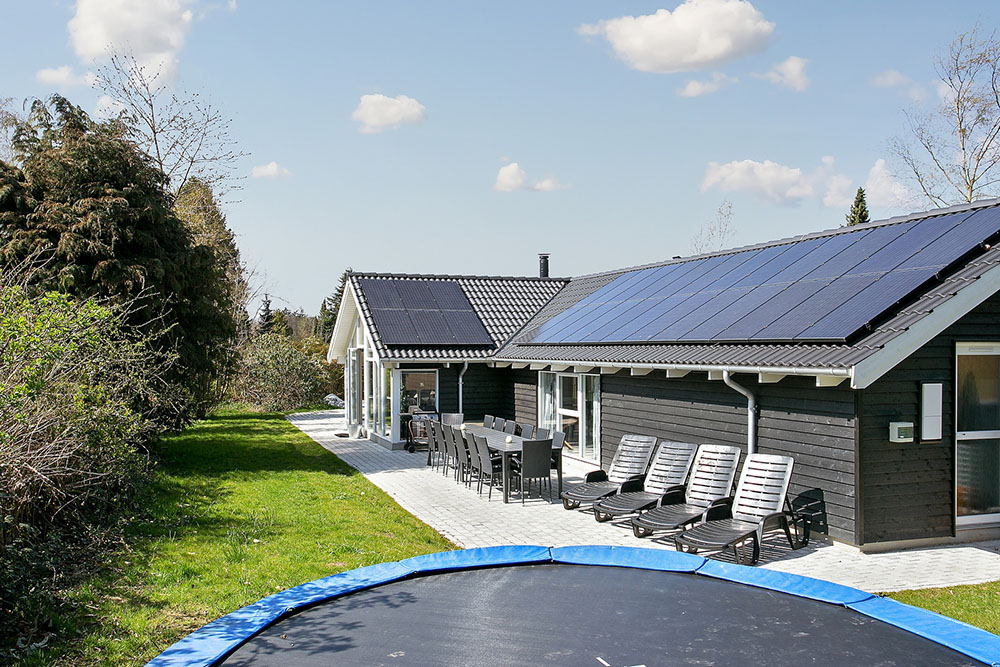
[147,545,1000,667]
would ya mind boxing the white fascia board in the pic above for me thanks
[851,263,1000,389]
[327,280,361,363]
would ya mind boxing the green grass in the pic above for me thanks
[27,410,452,666]
[890,581,1000,635]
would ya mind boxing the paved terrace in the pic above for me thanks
[289,410,1000,593]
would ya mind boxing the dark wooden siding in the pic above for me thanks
[858,291,1000,544]
[601,371,857,543]
[509,369,538,423]
[397,362,508,420]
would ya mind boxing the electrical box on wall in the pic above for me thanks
[889,421,914,443]
[921,382,943,441]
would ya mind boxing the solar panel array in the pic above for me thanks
[527,207,1000,345]
[359,278,494,346]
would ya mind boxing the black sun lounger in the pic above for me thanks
[560,434,658,510]
[591,441,699,522]
[673,453,809,565]
[620,444,741,533]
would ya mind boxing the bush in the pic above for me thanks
[233,334,327,411]
[0,279,159,649]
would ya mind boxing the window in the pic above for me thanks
[957,344,1000,519]
[381,366,392,437]
[401,370,438,413]
[539,371,600,462]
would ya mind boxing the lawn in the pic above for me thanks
[890,581,1000,636]
[28,410,452,666]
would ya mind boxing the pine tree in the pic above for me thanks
[314,270,349,342]
[846,187,871,226]
[258,295,273,335]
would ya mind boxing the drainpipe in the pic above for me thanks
[723,370,757,455]
[458,361,469,415]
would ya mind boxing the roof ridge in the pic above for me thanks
[349,271,569,282]
[572,197,1000,280]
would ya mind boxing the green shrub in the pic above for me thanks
[233,333,326,411]
[0,281,157,651]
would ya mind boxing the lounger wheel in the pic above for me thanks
[406,445,415,453]
[562,498,580,510]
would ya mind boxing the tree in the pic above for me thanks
[95,49,245,197]
[0,97,19,164]
[690,201,735,254]
[891,26,1000,206]
[314,270,350,341]
[1,96,235,423]
[845,187,871,226]
[268,308,293,337]
[258,294,273,335]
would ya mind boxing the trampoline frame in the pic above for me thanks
[147,545,1000,666]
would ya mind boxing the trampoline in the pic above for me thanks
[148,546,1000,666]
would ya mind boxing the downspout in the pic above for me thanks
[723,370,757,455]
[458,361,469,415]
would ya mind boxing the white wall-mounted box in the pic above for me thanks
[921,382,943,441]
[889,421,914,443]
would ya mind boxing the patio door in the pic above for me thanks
[539,372,600,463]
[956,343,1000,522]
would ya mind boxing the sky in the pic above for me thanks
[2,1,999,315]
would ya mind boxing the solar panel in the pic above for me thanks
[524,206,1000,345]
[362,278,493,347]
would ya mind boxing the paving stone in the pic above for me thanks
[289,411,1000,593]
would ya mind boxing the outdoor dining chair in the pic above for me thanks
[519,424,534,439]
[535,427,550,439]
[483,415,495,429]
[515,439,555,504]
[471,434,503,499]
[492,418,506,431]
[502,420,517,435]
[441,413,464,426]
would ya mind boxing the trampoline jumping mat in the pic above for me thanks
[147,545,1000,666]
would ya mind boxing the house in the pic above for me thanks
[328,199,1000,550]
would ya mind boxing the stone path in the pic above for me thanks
[289,410,1000,593]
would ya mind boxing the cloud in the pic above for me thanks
[93,94,125,119]
[578,0,774,74]
[68,0,196,81]
[251,161,292,179]
[871,68,926,102]
[702,155,855,207]
[677,71,737,97]
[864,158,911,209]
[351,94,426,134]
[494,162,567,192]
[36,66,85,88]
[756,56,809,91]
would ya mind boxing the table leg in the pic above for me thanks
[502,452,510,504]
[556,451,563,496]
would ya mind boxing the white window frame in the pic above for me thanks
[955,342,1000,526]
[538,371,601,463]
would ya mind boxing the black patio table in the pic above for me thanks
[462,424,563,503]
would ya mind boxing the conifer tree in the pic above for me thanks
[846,187,871,226]
[258,295,273,335]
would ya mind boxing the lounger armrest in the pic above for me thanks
[625,473,646,484]
[585,470,608,483]
[656,486,686,506]
[705,497,734,521]
[620,478,645,494]
[761,511,788,531]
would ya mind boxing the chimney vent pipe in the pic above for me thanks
[539,253,550,278]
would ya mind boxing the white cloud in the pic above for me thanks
[36,65,84,88]
[871,69,926,102]
[494,162,567,192]
[702,155,857,207]
[228,0,237,9]
[702,159,813,204]
[351,94,426,134]
[251,161,292,179]
[93,94,125,119]
[678,71,737,97]
[864,158,911,209]
[68,0,196,81]
[578,0,774,74]
[756,56,809,91]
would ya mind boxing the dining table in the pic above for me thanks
[462,424,563,504]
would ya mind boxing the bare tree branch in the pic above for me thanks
[691,200,735,255]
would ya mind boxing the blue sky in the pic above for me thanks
[3,1,998,314]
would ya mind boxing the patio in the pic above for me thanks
[289,410,1000,593]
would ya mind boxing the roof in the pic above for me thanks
[345,272,568,361]
[495,199,1000,387]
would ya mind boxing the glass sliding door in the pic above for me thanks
[538,371,601,463]
[957,344,1000,519]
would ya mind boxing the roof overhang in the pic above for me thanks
[327,280,363,364]
[851,261,1000,389]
